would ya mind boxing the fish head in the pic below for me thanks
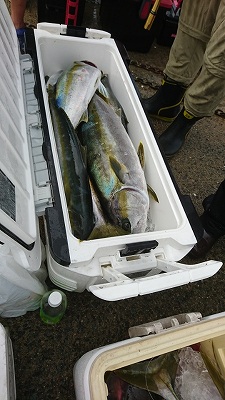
[109,187,149,234]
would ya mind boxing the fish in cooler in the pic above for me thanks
[48,84,95,240]
[79,93,149,234]
[55,61,104,129]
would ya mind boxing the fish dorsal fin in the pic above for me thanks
[137,142,145,169]
[109,156,129,183]
[147,184,159,203]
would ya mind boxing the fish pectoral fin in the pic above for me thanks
[97,81,109,99]
[109,156,129,183]
[137,141,145,169]
[147,184,159,203]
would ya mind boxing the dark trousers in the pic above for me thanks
[201,178,225,238]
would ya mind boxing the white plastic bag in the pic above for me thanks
[0,244,47,317]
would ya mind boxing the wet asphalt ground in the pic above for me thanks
[1,1,225,399]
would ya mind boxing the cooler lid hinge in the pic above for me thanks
[21,54,53,215]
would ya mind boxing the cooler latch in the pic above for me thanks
[21,54,53,215]
[128,312,203,338]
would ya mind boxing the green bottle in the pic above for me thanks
[40,290,67,325]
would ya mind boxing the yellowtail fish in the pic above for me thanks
[55,61,103,129]
[48,84,94,240]
[79,93,149,234]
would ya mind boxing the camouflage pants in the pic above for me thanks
[164,0,225,117]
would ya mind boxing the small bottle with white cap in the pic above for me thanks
[40,290,67,325]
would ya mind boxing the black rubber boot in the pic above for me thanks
[158,108,202,157]
[142,76,186,122]
[202,194,214,211]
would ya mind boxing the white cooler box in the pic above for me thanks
[73,311,225,399]
[0,0,222,301]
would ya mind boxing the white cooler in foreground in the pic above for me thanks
[0,0,222,301]
[73,312,225,400]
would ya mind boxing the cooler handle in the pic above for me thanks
[88,259,222,301]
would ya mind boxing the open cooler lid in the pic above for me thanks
[0,0,51,253]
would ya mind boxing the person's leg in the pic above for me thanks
[10,0,28,52]
[184,0,225,117]
[165,0,220,85]
[189,179,225,258]
[158,0,225,157]
[143,0,218,121]
[11,0,27,29]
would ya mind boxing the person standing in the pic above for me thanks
[143,0,225,157]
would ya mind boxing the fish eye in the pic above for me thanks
[122,218,131,232]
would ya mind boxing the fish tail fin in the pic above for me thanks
[46,70,63,88]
